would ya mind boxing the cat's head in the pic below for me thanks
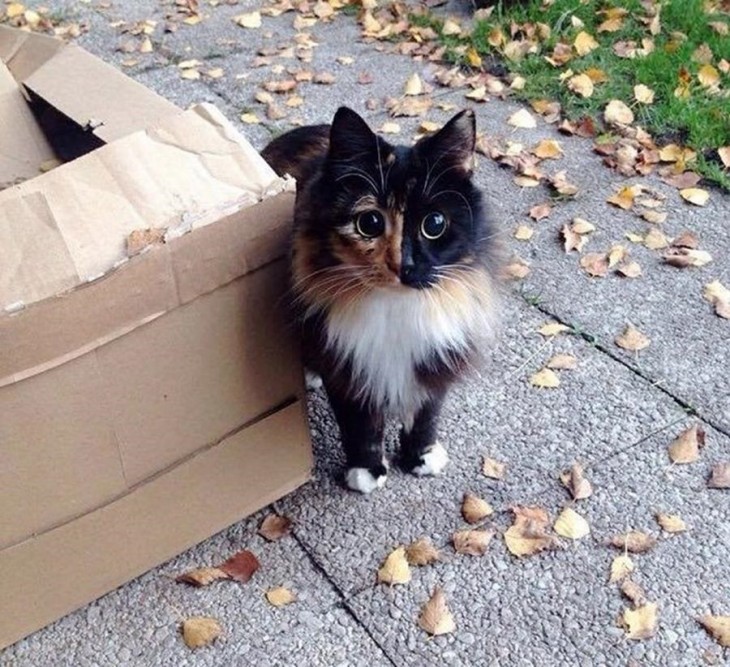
[294,106,493,306]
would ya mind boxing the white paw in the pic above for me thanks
[304,369,323,390]
[412,441,449,477]
[346,467,387,494]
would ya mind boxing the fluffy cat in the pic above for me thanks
[262,107,499,493]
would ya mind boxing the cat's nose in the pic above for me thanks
[400,262,417,285]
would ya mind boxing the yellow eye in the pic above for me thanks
[421,212,448,240]
[356,210,386,238]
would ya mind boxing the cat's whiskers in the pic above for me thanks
[428,189,474,228]
[335,168,380,194]
[291,263,366,293]
[374,137,386,194]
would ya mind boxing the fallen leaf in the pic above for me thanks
[554,507,590,539]
[453,529,494,556]
[182,617,222,649]
[572,218,595,234]
[704,280,730,319]
[559,462,592,499]
[644,228,669,250]
[698,64,720,87]
[708,462,730,489]
[465,85,488,102]
[466,45,482,68]
[672,231,699,249]
[598,16,624,33]
[568,73,594,98]
[418,587,456,636]
[605,100,634,126]
[263,79,297,93]
[607,184,642,210]
[617,261,642,278]
[609,554,635,583]
[622,602,658,640]
[482,457,506,480]
[610,531,657,554]
[206,67,224,79]
[574,31,599,56]
[176,566,228,587]
[668,423,705,464]
[180,69,201,80]
[503,260,530,280]
[513,175,541,188]
[580,253,609,277]
[626,232,644,244]
[621,579,648,607]
[404,72,424,96]
[259,514,292,541]
[508,109,537,129]
[514,224,534,241]
[662,248,713,268]
[538,322,570,337]
[405,537,440,566]
[532,139,563,159]
[607,244,628,268]
[240,112,261,124]
[634,84,655,104]
[441,18,462,36]
[562,224,587,252]
[641,210,667,224]
[680,188,710,206]
[266,587,296,607]
[504,505,556,557]
[377,547,411,585]
[529,202,552,220]
[530,368,560,388]
[699,616,730,648]
[615,324,650,351]
[718,146,730,169]
[255,91,274,104]
[656,513,687,533]
[462,492,494,523]
[380,122,401,134]
[233,11,262,28]
[549,170,578,196]
[219,550,260,583]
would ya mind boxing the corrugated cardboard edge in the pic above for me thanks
[0,400,313,650]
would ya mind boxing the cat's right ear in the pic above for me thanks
[327,107,377,163]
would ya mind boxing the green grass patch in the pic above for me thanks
[434,0,730,189]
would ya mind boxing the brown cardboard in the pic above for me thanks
[0,28,311,648]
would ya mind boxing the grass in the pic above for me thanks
[426,0,730,189]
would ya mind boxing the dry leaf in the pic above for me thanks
[508,109,537,129]
[718,146,730,169]
[240,112,261,124]
[662,248,713,268]
[610,531,657,553]
[672,231,699,248]
[548,353,578,371]
[699,615,730,647]
[549,171,578,196]
[441,18,462,36]
[708,462,730,489]
[530,368,560,389]
[698,64,720,87]
[259,514,292,541]
[538,322,570,337]
[453,529,494,556]
[233,11,262,28]
[680,188,710,206]
[529,202,552,220]
[404,73,424,96]
[615,324,650,351]
[532,139,563,159]
[465,85,488,102]
[568,73,594,98]
[180,69,201,80]
[656,513,687,533]
[266,587,296,607]
[644,228,669,250]
[641,209,667,224]
[504,505,556,557]
[219,550,260,583]
[504,260,530,280]
[634,84,655,104]
[622,602,658,640]
[462,492,494,523]
[605,100,634,126]
[182,617,222,649]
[607,184,642,210]
[580,253,609,278]
[377,547,411,585]
[609,554,635,583]
[418,587,456,636]
[621,579,647,607]
[668,423,705,464]
[704,280,730,319]
[515,224,534,241]
[554,507,590,539]
[617,261,642,278]
[482,457,506,480]
[574,31,598,56]
[607,244,628,268]
[559,462,592,499]
[176,566,228,587]
[406,537,440,566]
[572,218,595,234]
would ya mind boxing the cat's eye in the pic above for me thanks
[355,210,386,238]
[421,212,448,240]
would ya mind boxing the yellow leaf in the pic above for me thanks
[634,84,655,104]
[377,547,411,585]
[466,46,482,68]
[622,602,658,640]
[418,588,456,636]
[644,228,669,250]
[182,617,222,649]
[718,146,730,168]
[442,18,462,36]
[611,531,657,553]
[504,506,556,557]
[482,457,506,479]
[405,537,440,566]
[139,37,153,53]
[607,184,642,210]
[574,31,599,56]
[655,513,687,533]
[568,73,594,97]
[704,280,730,318]
[404,73,423,96]
[206,67,224,79]
[598,17,623,32]
[514,224,534,241]
[462,492,494,523]
[680,188,709,206]
[584,67,609,83]
[572,218,595,234]
[180,69,201,80]
[465,85,488,101]
[503,260,530,280]
[609,555,634,583]
[6,3,25,19]
[532,139,563,159]
[266,586,296,607]
[233,11,262,28]
[699,615,730,648]
[507,109,537,129]
[538,322,570,337]
[668,423,705,464]
[554,507,590,539]
[379,122,401,134]
[698,63,720,87]
[530,368,560,388]
[605,99,634,126]
[487,27,504,48]
[615,324,650,351]
[240,112,261,124]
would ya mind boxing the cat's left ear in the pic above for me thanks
[416,109,476,175]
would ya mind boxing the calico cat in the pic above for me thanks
[262,107,499,493]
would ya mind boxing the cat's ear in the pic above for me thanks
[328,106,378,163]
[417,109,476,175]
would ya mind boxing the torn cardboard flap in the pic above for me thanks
[0,104,289,311]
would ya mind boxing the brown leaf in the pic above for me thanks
[266,586,296,607]
[453,529,494,556]
[182,617,222,649]
[615,324,650,351]
[377,547,411,585]
[405,537,440,566]
[699,615,730,648]
[616,261,642,278]
[668,423,705,464]
[126,227,166,256]
[607,184,642,210]
[609,554,635,583]
[662,171,702,189]
[580,253,609,277]
[504,505,556,557]
[562,224,587,253]
[313,71,336,85]
[548,353,578,370]
[554,507,590,539]
[503,260,530,280]
[662,248,713,268]
[418,587,456,636]
[621,578,647,606]
[529,202,552,220]
[176,566,229,587]
[482,457,506,480]
[259,514,293,541]
[656,513,687,533]
[622,602,658,640]
[219,550,260,583]
[559,462,592,499]
[708,462,730,489]
[672,230,699,249]
[610,531,657,553]
[532,139,563,159]
[263,79,297,93]
[548,170,578,196]
[462,492,494,523]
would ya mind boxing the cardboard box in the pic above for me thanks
[0,26,312,648]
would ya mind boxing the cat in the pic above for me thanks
[261,107,499,493]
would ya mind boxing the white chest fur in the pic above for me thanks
[324,288,479,420]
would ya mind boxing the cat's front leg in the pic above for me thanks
[326,391,388,493]
[398,392,449,477]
